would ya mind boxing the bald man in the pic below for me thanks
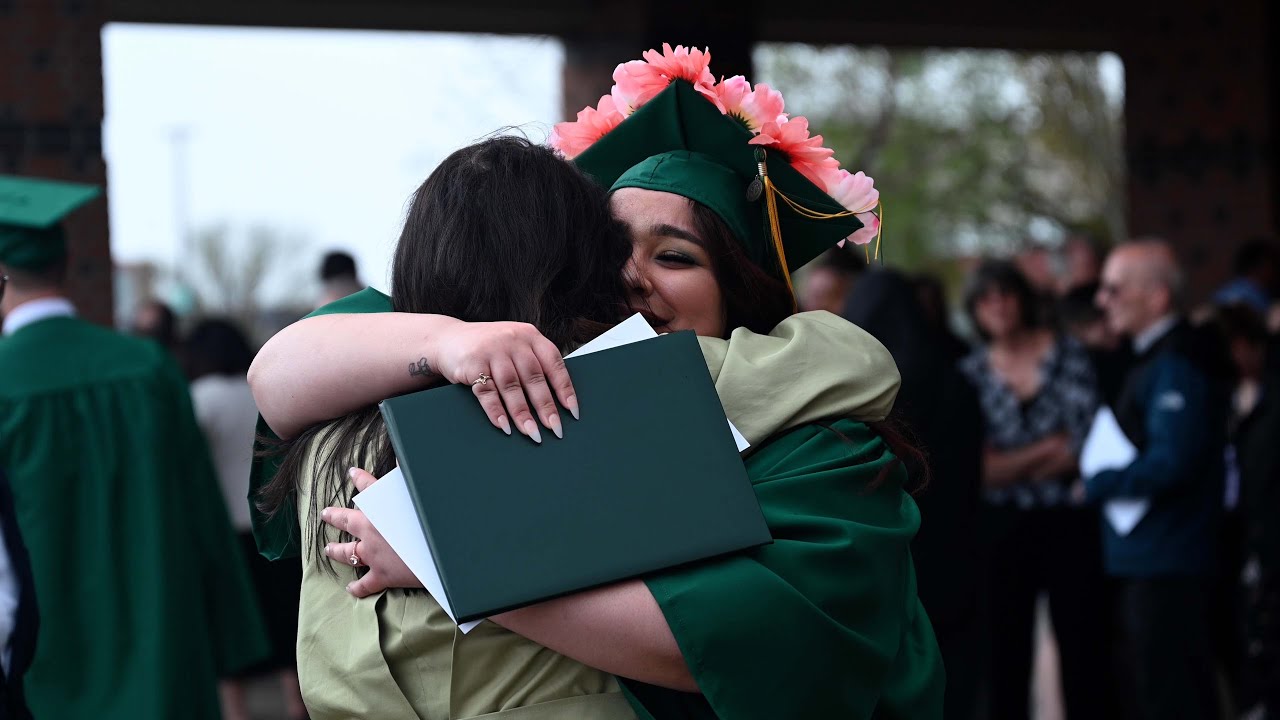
[1089,239,1226,720]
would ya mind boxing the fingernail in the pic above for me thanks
[547,413,564,440]
[566,395,580,421]
[324,544,333,556]
[523,419,542,444]
[348,467,360,479]
[321,508,330,521]
[346,583,356,594]
[497,415,512,436]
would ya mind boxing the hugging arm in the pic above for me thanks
[323,471,696,693]
[249,312,577,442]
[490,583,697,692]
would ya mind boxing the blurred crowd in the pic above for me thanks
[21,232,1275,719]
[121,236,1280,719]
[802,236,1280,720]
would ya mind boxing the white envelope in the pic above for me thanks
[1081,406,1149,537]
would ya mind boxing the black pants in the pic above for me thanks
[984,505,1113,720]
[1119,577,1220,720]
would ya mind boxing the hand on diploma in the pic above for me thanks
[322,468,422,598]
[430,319,579,444]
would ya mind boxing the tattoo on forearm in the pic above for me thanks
[409,357,431,378]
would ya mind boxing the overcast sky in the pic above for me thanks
[103,24,564,303]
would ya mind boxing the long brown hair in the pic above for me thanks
[257,137,633,572]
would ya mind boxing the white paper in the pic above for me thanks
[358,313,749,631]
[354,467,482,633]
[566,313,749,451]
[564,312,658,359]
[1081,406,1149,536]
[1102,500,1149,537]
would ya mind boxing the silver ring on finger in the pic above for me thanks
[349,541,362,567]
[471,373,492,386]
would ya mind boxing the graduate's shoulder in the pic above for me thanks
[746,417,898,481]
[750,417,882,461]
[308,287,392,317]
[0,317,178,395]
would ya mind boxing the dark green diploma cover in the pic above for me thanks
[380,331,771,622]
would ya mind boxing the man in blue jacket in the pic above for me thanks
[1088,239,1227,720]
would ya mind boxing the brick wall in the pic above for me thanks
[1120,0,1274,301]
[2,0,111,325]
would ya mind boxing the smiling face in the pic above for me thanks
[610,187,727,338]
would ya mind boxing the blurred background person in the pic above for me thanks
[0,175,268,719]
[1087,239,1228,720]
[0,467,36,720]
[1213,304,1280,718]
[844,268,984,720]
[913,272,973,364]
[797,246,865,315]
[0,270,36,720]
[1058,235,1105,295]
[131,297,179,352]
[316,250,362,308]
[186,319,306,720]
[959,259,1111,720]
[1214,238,1278,315]
[1015,245,1058,296]
[1059,282,1132,407]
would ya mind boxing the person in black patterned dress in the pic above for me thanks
[959,260,1112,720]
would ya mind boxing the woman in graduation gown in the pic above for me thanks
[253,49,943,719]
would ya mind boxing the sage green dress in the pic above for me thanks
[255,289,942,719]
[0,312,268,719]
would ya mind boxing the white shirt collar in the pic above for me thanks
[1133,314,1179,354]
[2,297,76,336]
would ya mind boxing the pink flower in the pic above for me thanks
[611,44,722,115]
[714,76,787,132]
[611,60,670,115]
[822,168,879,213]
[549,94,625,158]
[643,43,716,86]
[839,212,880,247]
[748,116,838,186]
[821,168,881,247]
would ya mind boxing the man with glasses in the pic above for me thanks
[1087,238,1228,720]
[0,174,267,719]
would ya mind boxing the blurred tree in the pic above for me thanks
[755,45,1125,279]
[185,224,308,333]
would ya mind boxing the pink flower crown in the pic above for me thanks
[550,44,881,249]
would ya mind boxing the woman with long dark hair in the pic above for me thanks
[958,259,1110,719]
[251,53,941,719]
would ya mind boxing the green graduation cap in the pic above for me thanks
[0,174,101,271]
[572,80,863,281]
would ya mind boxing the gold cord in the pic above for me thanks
[757,154,797,309]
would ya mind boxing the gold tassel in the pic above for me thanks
[873,200,883,263]
[757,153,797,310]
[755,150,886,295]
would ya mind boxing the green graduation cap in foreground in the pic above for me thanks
[568,80,867,283]
[0,174,101,271]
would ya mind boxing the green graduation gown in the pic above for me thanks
[0,314,268,719]
[252,288,941,718]
[622,419,944,719]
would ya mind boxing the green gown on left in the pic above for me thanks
[0,314,268,719]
